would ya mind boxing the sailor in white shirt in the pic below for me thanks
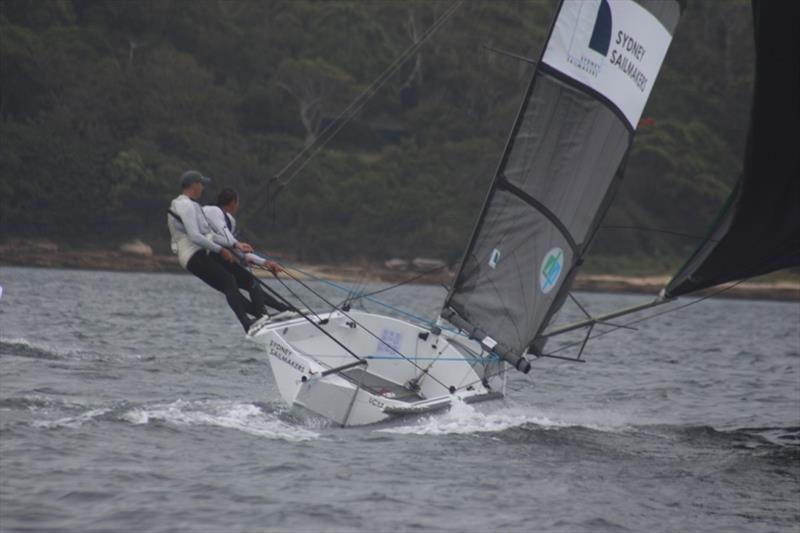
[167,171,267,331]
[202,190,281,269]
[202,188,294,316]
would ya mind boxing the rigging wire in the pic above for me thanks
[253,250,456,330]
[342,272,370,310]
[246,270,366,362]
[274,265,453,391]
[542,278,750,358]
[448,275,776,395]
[254,258,504,394]
[256,0,464,202]
[541,245,800,361]
[343,263,449,305]
[277,0,463,186]
[249,251,790,402]
[599,225,720,242]
[254,265,325,322]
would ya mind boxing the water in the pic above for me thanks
[1,266,798,532]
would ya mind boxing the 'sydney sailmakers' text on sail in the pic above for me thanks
[610,30,648,92]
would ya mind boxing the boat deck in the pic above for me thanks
[340,368,423,403]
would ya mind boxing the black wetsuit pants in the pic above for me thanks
[186,251,257,331]
[208,253,291,314]
[186,251,290,331]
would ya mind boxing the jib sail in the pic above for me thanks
[664,0,800,298]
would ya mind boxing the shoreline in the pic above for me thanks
[1,245,798,302]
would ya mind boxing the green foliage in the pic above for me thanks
[598,118,739,259]
[0,0,761,271]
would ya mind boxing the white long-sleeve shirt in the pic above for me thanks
[202,205,238,249]
[167,195,222,268]
[201,205,268,266]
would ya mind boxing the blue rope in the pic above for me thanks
[366,354,501,363]
[255,252,459,331]
[253,254,508,374]
[292,351,500,366]
[367,353,502,372]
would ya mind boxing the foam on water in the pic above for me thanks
[1,337,58,356]
[33,407,114,429]
[0,336,101,361]
[379,396,637,435]
[121,399,319,442]
[3,268,798,532]
[0,394,86,412]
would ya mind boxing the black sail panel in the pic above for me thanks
[443,0,682,369]
[664,0,800,297]
[503,75,631,244]
[446,75,629,358]
[449,190,576,357]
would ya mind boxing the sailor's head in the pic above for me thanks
[217,188,239,214]
[180,170,210,199]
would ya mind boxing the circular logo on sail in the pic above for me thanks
[539,248,564,294]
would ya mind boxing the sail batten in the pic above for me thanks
[496,178,579,254]
[443,0,682,370]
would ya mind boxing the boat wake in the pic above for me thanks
[668,424,800,450]
[0,337,104,361]
[26,398,319,441]
[2,338,72,360]
[122,399,320,441]
[32,407,116,429]
[376,400,800,462]
[377,396,635,436]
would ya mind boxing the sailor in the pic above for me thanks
[202,188,297,320]
[167,170,269,332]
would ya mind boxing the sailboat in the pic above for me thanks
[247,0,798,427]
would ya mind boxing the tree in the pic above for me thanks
[274,57,358,146]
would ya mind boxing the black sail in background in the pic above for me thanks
[664,0,800,298]
[442,0,682,371]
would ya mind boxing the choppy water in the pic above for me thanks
[1,266,798,532]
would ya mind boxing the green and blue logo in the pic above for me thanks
[539,248,564,294]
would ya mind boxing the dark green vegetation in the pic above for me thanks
[0,0,756,272]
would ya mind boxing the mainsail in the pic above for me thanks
[442,0,683,372]
[664,0,800,298]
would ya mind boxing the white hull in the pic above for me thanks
[247,310,505,427]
